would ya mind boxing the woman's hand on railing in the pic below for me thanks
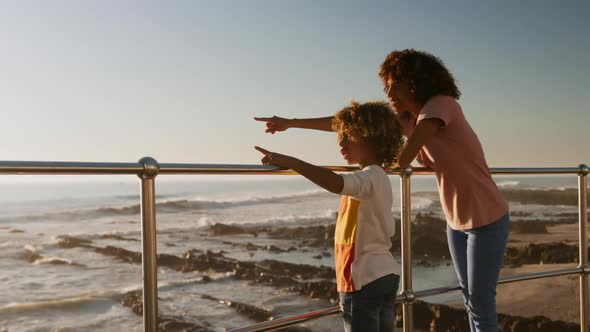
[254,116,290,134]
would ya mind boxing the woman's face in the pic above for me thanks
[383,77,422,116]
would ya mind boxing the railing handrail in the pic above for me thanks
[0,159,587,332]
[0,160,586,175]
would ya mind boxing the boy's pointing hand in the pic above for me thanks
[255,146,292,168]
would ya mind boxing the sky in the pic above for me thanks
[1,1,589,168]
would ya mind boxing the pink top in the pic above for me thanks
[411,95,508,230]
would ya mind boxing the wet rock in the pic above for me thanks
[56,235,93,248]
[255,260,334,279]
[100,234,139,241]
[391,213,450,263]
[122,290,144,316]
[244,243,258,251]
[393,300,581,332]
[201,294,273,321]
[158,317,211,332]
[510,221,548,234]
[158,253,186,270]
[251,270,297,288]
[288,280,339,302]
[121,291,213,332]
[207,223,257,237]
[266,225,335,248]
[425,302,469,331]
[181,250,238,273]
[95,245,142,264]
[498,314,579,332]
[501,188,578,206]
[23,249,42,263]
[504,242,580,266]
[511,211,533,217]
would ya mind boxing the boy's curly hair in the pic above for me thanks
[379,49,461,105]
[332,101,403,169]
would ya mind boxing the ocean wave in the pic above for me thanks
[23,244,84,266]
[412,197,435,211]
[497,180,520,188]
[0,290,122,313]
[0,274,224,314]
[0,241,22,248]
[32,256,84,266]
[260,211,338,226]
[0,189,330,222]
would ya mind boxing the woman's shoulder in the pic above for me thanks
[424,95,460,110]
[419,95,462,124]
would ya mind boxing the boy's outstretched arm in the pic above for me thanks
[254,116,334,134]
[255,146,343,194]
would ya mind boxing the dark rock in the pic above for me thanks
[501,188,578,206]
[23,249,42,263]
[56,235,93,248]
[95,245,142,264]
[122,290,143,316]
[100,234,139,241]
[504,242,580,265]
[121,291,213,332]
[266,225,335,248]
[288,280,339,301]
[201,294,273,321]
[510,221,548,234]
[391,213,450,264]
[427,302,470,331]
[207,223,256,236]
[255,260,334,280]
[181,251,237,273]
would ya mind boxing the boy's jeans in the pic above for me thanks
[339,273,400,332]
[447,212,510,332]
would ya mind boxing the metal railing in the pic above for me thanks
[0,160,588,332]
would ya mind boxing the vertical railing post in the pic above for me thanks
[138,157,160,332]
[400,167,414,332]
[579,164,589,332]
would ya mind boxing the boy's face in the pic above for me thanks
[338,134,375,167]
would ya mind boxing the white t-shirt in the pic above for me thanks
[335,164,400,292]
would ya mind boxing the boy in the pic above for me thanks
[255,100,403,332]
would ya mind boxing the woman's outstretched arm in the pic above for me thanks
[254,116,334,134]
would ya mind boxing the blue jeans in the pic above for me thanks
[447,212,510,332]
[339,273,400,332]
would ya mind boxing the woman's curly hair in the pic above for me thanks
[332,100,403,169]
[379,49,461,105]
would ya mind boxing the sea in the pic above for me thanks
[0,173,583,331]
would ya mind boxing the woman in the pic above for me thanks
[256,49,509,332]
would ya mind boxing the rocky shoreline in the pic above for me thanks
[42,209,586,331]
